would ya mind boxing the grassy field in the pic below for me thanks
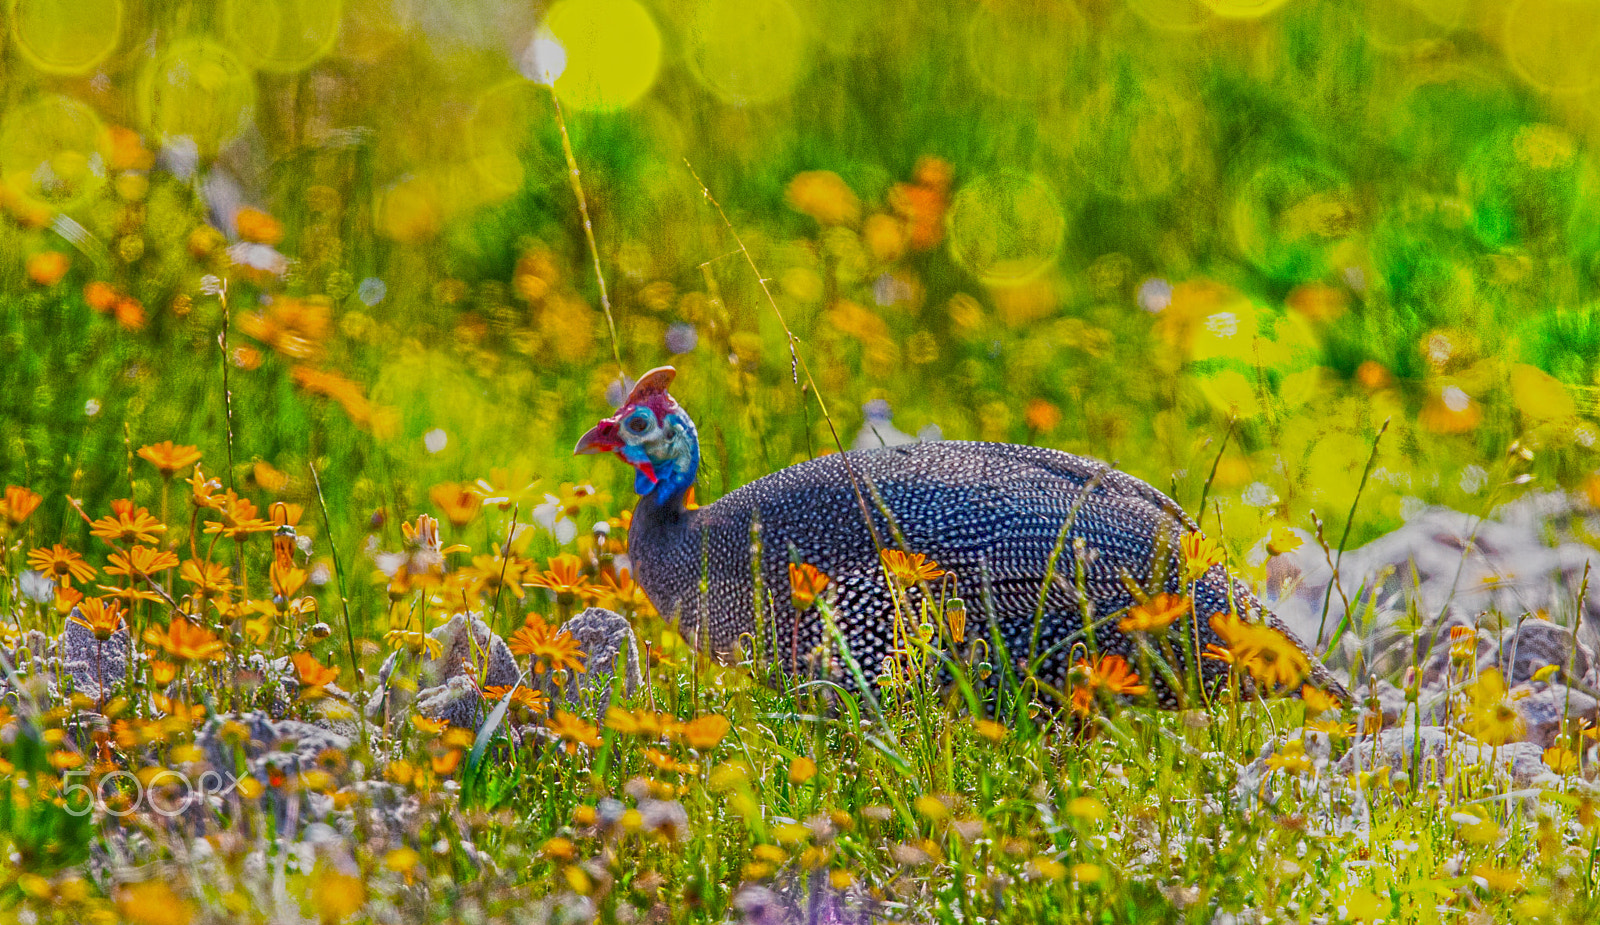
[4,0,1600,922]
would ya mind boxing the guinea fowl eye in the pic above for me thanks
[627,416,650,434]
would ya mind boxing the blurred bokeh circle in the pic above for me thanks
[219,0,342,74]
[0,94,110,208]
[686,0,810,106]
[1503,0,1600,94]
[946,170,1067,284]
[139,39,257,155]
[964,1,1085,101]
[10,0,122,75]
[540,0,663,111]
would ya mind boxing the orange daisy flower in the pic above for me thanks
[879,549,945,587]
[90,499,167,545]
[508,613,587,675]
[526,553,596,604]
[27,544,96,587]
[1118,593,1190,635]
[136,442,202,478]
[3,485,43,526]
[788,562,831,610]
[142,617,226,664]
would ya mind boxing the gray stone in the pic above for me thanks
[193,712,352,826]
[1512,683,1600,749]
[1335,726,1551,786]
[552,607,642,715]
[1487,620,1595,686]
[416,672,490,730]
[59,615,129,702]
[1265,491,1600,693]
[366,611,518,728]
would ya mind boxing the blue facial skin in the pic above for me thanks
[622,408,699,505]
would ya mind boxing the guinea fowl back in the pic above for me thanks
[625,439,1345,705]
[579,366,1347,708]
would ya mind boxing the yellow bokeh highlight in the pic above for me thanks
[1503,0,1600,94]
[379,175,444,243]
[965,1,1085,101]
[1127,0,1212,31]
[544,0,662,111]
[946,171,1066,284]
[1201,0,1293,17]
[1363,0,1469,53]
[11,0,121,75]
[1065,79,1201,201]
[467,80,545,199]
[1231,159,1354,276]
[687,0,809,106]
[0,95,110,209]
[140,40,257,155]
[1197,369,1262,419]
[220,0,342,74]
[1510,364,1576,421]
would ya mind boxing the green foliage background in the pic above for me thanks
[3,0,1600,597]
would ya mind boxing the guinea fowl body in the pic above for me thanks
[580,369,1347,707]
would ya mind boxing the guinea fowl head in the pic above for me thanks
[574,366,699,504]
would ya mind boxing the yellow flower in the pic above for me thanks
[1544,746,1579,774]
[1118,592,1189,634]
[672,714,731,749]
[1266,524,1303,556]
[90,499,167,545]
[596,566,654,615]
[429,481,483,529]
[187,465,223,509]
[788,756,818,783]
[1300,684,1341,716]
[1180,532,1225,583]
[309,863,365,923]
[604,707,672,737]
[271,561,307,599]
[1264,738,1313,774]
[785,171,861,226]
[470,467,542,511]
[116,879,195,925]
[1461,669,1526,746]
[945,597,968,645]
[137,442,202,478]
[384,628,444,659]
[27,544,96,587]
[879,549,945,587]
[788,562,830,610]
[1209,612,1311,692]
[3,485,43,526]
[26,251,69,286]
[466,546,528,600]
[547,711,603,752]
[180,559,234,600]
[972,719,1008,742]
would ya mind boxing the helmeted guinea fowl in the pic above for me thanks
[576,367,1348,708]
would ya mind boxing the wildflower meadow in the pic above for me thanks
[5,1,1600,923]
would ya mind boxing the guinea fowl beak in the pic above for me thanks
[574,418,621,455]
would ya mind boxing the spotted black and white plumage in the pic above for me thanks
[576,368,1348,709]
